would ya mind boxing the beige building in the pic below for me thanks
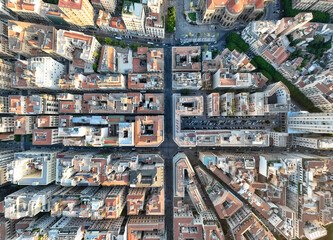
[0,59,13,90]
[0,22,15,58]
[0,150,14,185]
[0,117,14,133]
[100,0,117,13]
[0,96,9,113]
[198,0,269,27]
[58,0,94,27]
[122,2,146,36]
[292,0,333,15]
[6,0,51,23]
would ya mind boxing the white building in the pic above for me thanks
[122,2,146,36]
[7,150,61,185]
[28,57,65,90]
[288,112,333,134]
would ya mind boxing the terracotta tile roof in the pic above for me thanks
[58,0,83,10]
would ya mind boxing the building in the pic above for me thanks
[134,115,164,147]
[6,0,51,23]
[173,94,270,147]
[172,46,201,72]
[0,0,15,19]
[146,187,164,215]
[59,73,126,90]
[36,115,59,128]
[145,10,164,39]
[0,150,14,185]
[100,0,117,13]
[292,0,333,15]
[5,185,61,219]
[127,216,165,240]
[14,116,36,135]
[105,186,127,218]
[98,45,117,73]
[58,0,94,27]
[172,72,202,90]
[122,2,146,36]
[288,112,333,134]
[0,59,12,90]
[298,70,333,112]
[128,73,164,90]
[0,96,9,113]
[8,21,57,58]
[293,136,333,149]
[207,93,220,117]
[197,0,269,27]
[56,30,101,71]
[127,188,146,215]
[0,215,17,240]
[32,129,61,145]
[7,150,60,185]
[0,117,14,134]
[12,57,65,90]
[9,95,58,115]
[0,22,16,58]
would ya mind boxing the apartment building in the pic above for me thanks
[127,216,165,240]
[172,46,201,72]
[98,45,117,73]
[0,22,15,58]
[0,117,14,133]
[293,0,333,15]
[0,96,9,113]
[56,30,101,70]
[122,2,146,36]
[8,21,57,58]
[145,10,164,39]
[6,0,51,23]
[298,70,333,112]
[5,185,61,219]
[0,0,15,19]
[100,0,117,13]
[58,0,94,27]
[12,57,65,90]
[127,188,146,215]
[32,129,61,145]
[288,112,333,134]
[0,59,13,90]
[0,215,17,240]
[197,0,268,27]
[292,136,333,149]
[105,186,127,218]
[14,116,36,135]
[9,95,58,115]
[0,150,14,185]
[7,150,60,185]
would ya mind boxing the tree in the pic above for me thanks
[119,40,127,48]
[166,7,176,33]
[93,64,98,72]
[282,0,330,23]
[105,37,112,45]
[306,35,331,57]
[111,40,119,46]
[226,33,249,52]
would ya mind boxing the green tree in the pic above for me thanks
[111,40,119,46]
[93,64,98,72]
[226,33,249,52]
[166,7,176,33]
[105,37,112,45]
[119,40,127,48]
